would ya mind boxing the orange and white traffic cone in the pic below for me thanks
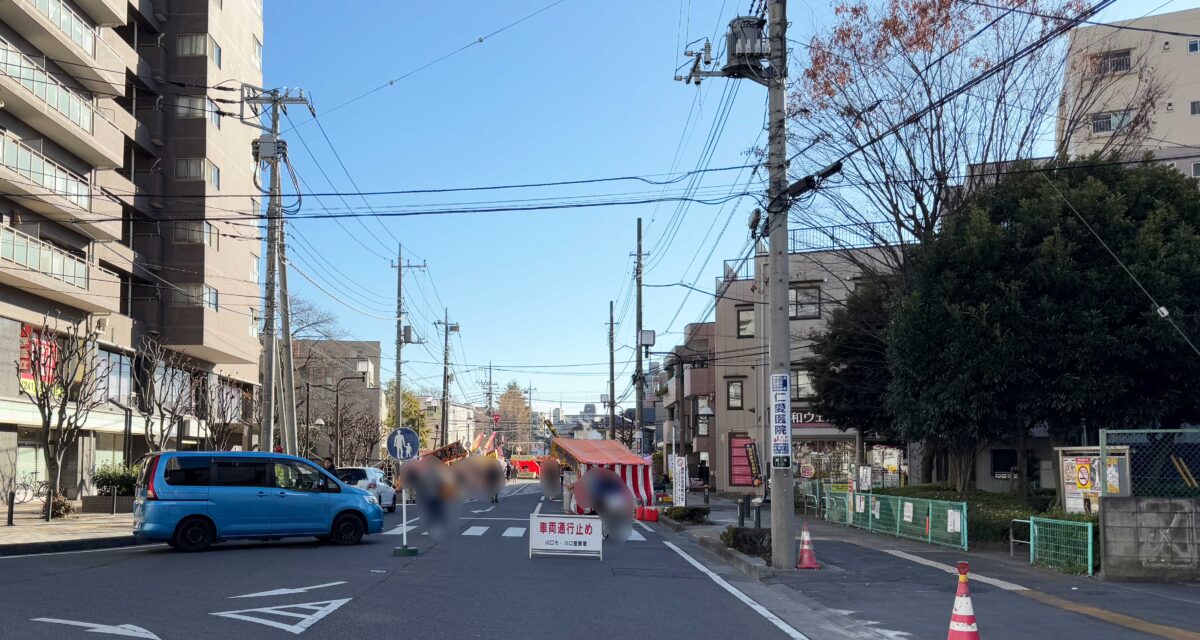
[795,523,821,569]
[947,561,980,640]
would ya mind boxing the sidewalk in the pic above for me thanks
[677,496,1200,639]
[0,501,139,556]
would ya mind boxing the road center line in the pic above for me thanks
[663,541,810,640]
[882,549,1026,591]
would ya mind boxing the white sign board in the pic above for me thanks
[855,494,866,513]
[673,455,687,507]
[769,374,792,469]
[947,510,961,534]
[903,501,914,523]
[529,513,603,560]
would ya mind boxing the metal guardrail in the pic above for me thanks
[788,221,908,253]
[1010,518,1031,558]
[1030,516,1094,576]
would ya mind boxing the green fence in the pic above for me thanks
[822,492,968,550]
[1030,516,1094,576]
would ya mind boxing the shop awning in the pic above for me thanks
[552,438,647,467]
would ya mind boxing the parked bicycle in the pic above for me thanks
[11,474,48,505]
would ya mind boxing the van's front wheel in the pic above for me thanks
[330,514,365,546]
[173,517,214,552]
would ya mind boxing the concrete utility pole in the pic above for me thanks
[609,300,617,441]
[246,87,312,454]
[763,0,795,571]
[436,310,458,448]
[486,363,494,413]
[634,217,644,447]
[675,2,827,570]
[391,245,426,436]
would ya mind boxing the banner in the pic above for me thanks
[19,324,58,395]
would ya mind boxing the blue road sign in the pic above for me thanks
[387,428,419,462]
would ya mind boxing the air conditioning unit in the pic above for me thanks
[94,315,109,333]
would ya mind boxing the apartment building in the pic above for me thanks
[1058,7,1200,171]
[659,322,714,486]
[422,398,484,450]
[0,0,263,497]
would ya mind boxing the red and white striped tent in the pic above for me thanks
[551,438,654,514]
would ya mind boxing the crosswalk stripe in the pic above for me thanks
[382,525,417,536]
[462,526,488,536]
[502,527,525,537]
[629,530,646,542]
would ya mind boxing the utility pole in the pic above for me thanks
[391,245,426,436]
[634,217,644,449]
[435,310,459,448]
[485,362,494,413]
[278,216,298,455]
[608,300,617,441]
[246,87,312,454]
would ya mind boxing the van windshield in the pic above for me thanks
[336,468,367,483]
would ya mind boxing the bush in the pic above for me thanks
[663,506,709,524]
[720,526,772,564]
[42,494,75,519]
[92,463,138,496]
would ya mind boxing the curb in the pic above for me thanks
[697,535,774,580]
[0,535,146,557]
[658,515,687,532]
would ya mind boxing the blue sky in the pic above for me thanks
[264,1,1194,414]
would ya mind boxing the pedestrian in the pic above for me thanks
[488,462,503,503]
[506,462,513,481]
[322,457,335,473]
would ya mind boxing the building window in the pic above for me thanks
[176,95,205,118]
[253,36,263,69]
[991,449,1018,479]
[171,283,203,306]
[788,286,821,319]
[1192,162,1200,178]
[101,350,133,405]
[176,34,221,67]
[209,162,220,189]
[177,34,206,57]
[175,158,204,181]
[249,308,260,337]
[791,370,814,400]
[1091,110,1131,134]
[736,306,755,338]
[727,380,744,410]
[250,256,260,282]
[1095,49,1131,74]
[254,0,263,15]
[203,285,219,310]
[1190,39,1199,54]
[208,99,221,127]
[173,221,218,247]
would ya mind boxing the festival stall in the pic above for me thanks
[550,438,654,513]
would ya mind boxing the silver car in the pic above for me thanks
[336,467,398,513]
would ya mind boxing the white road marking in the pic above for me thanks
[31,619,161,639]
[634,519,652,532]
[882,549,1027,591]
[540,496,545,502]
[533,500,543,515]
[471,506,496,514]
[1,544,167,560]
[663,541,810,640]
[502,527,526,537]
[629,530,646,542]
[382,525,418,536]
[462,526,489,536]
[210,599,351,634]
[231,582,347,599]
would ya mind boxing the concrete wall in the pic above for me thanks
[1101,496,1199,581]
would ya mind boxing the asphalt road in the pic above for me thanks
[0,482,799,640]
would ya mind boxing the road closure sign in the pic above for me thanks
[529,513,603,560]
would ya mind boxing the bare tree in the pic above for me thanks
[205,378,246,451]
[16,317,109,496]
[789,0,1164,277]
[133,334,195,452]
[238,387,261,451]
[326,409,383,466]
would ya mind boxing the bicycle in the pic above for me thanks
[11,475,48,505]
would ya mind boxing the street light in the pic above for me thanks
[334,361,370,465]
[310,418,325,459]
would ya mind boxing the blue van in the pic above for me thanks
[133,451,384,552]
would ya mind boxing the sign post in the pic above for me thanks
[530,513,603,560]
[387,428,420,557]
[673,454,687,507]
[769,374,791,470]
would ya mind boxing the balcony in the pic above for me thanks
[662,377,679,409]
[162,305,259,366]
[74,0,126,27]
[0,38,122,167]
[0,224,119,313]
[0,130,122,241]
[683,365,714,399]
[0,0,124,95]
[788,221,909,253]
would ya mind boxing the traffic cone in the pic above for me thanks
[795,523,820,569]
[947,561,980,640]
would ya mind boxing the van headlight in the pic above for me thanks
[363,494,379,505]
